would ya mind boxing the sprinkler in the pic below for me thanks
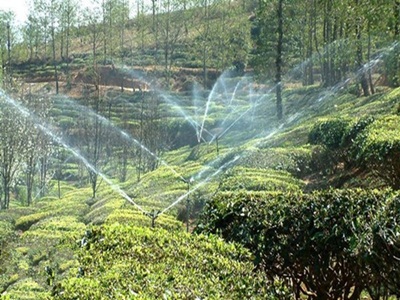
[182,177,194,232]
[145,210,160,228]
[215,135,219,156]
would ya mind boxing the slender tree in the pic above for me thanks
[0,97,26,209]
[275,0,283,120]
[0,11,15,88]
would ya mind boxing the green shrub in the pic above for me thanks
[15,212,50,231]
[4,278,50,300]
[239,147,313,177]
[308,117,380,175]
[308,118,351,175]
[30,216,86,233]
[53,224,287,299]
[309,118,350,150]
[196,189,400,299]
[369,194,400,296]
[0,220,14,243]
[84,197,125,225]
[340,116,375,167]
[353,115,400,189]
[105,208,183,231]
[218,166,303,192]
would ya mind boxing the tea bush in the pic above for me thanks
[196,189,400,299]
[53,224,288,299]
[218,166,304,192]
[353,115,400,189]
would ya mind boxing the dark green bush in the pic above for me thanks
[196,189,400,299]
[368,194,400,297]
[384,42,400,87]
[353,115,400,189]
[341,116,375,167]
[308,117,379,175]
[308,118,351,175]
[308,118,350,150]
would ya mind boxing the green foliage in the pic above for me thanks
[0,220,18,288]
[84,197,125,225]
[218,166,303,192]
[384,43,400,87]
[341,116,376,148]
[308,118,353,175]
[0,220,14,242]
[3,278,50,300]
[307,116,379,175]
[105,208,184,231]
[239,146,313,177]
[53,223,285,299]
[15,212,50,231]
[309,118,351,150]
[196,189,400,299]
[353,115,400,188]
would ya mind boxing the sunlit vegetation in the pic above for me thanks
[52,223,285,299]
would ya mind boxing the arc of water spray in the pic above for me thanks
[214,76,252,131]
[158,93,214,143]
[162,120,284,216]
[159,155,240,215]
[198,86,216,143]
[228,77,248,106]
[56,95,187,183]
[31,154,78,201]
[208,85,276,144]
[32,170,55,202]
[0,91,148,215]
[116,65,216,142]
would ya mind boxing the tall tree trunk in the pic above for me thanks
[6,22,11,81]
[395,0,400,38]
[1,37,5,87]
[355,3,370,96]
[164,0,171,86]
[103,0,107,64]
[51,24,59,94]
[322,0,332,87]
[275,0,283,120]
[367,22,375,94]
[108,0,113,62]
[137,94,145,182]
[39,156,48,197]
[60,25,64,60]
[305,0,314,86]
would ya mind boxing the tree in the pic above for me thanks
[158,0,184,86]
[23,15,40,61]
[0,11,15,88]
[275,0,283,120]
[251,0,287,119]
[354,0,370,96]
[21,88,53,205]
[30,0,51,59]
[59,0,78,89]
[59,0,77,60]
[0,96,26,209]
[49,0,60,94]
